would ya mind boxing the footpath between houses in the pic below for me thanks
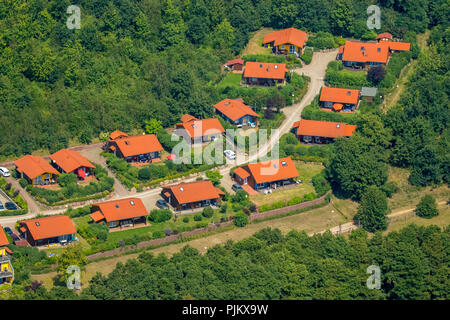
[86,194,329,261]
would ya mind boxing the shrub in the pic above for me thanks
[367,66,386,85]
[312,172,331,196]
[138,167,151,180]
[202,206,214,218]
[220,203,228,213]
[152,230,165,239]
[148,209,172,223]
[234,213,249,227]
[19,178,28,188]
[182,217,189,223]
[415,195,439,219]
[380,182,398,198]
[194,214,202,221]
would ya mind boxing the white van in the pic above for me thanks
[0,167,10,177]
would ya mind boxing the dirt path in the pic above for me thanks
[383,31,429,110]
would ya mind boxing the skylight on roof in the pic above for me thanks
[115,204,120,209]
[130,200,135,206]
[180,187,184,191]
[35,222,40,227]
[281,161,287,166]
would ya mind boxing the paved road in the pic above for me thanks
[0,50,338,227]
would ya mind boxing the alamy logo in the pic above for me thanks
[366,265,381,290]
[66,5,81,30]
[66,265,81,290]
[367,5,381,30]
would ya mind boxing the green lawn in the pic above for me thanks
[216,72,242,89]
[251,162,324,207]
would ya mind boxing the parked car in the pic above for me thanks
[4,202,17,210]
[156,199,169,210]
[224,150,236,160]
[3,227,13,236]
[232,184,243,191]
[0,167,10,177]
[0,201,4,211]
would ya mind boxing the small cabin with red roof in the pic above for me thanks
[292,119,356,144]
[175,114,225,144]
[90,198,148,229]
[105,133,164,164]
[14,155,59,186]
[243,62,288,86]
[225,58,244,71]
[262,28,308,55]
[233,157,300,191]
[50,149,96,180]
[19,215,76,246]
[161,180,224,211]
[213,98,259,127]
[319,87,360,112]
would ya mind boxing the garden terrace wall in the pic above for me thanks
[250,194,327,221]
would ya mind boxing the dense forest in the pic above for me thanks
[0,0,446,158]
[13,225,450,300]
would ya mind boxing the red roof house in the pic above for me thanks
[161,180,224,211]
[376,32,393,42]
[109,130,129,140]
[225,58,244,71]
[234,157,299,191]
[14,155,59,186]
[243,62,288,86]
[107,134,164,164]
[263,28,308,54]
[50,149,96,180]
[338,40,410,69]
[292,119,356,144]
[319,87,360,112]
[19,215,76,246]
[213,98,259,126]
[90,198,148,229]
[175,114,225,144]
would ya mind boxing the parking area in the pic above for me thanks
[0,189,19,212]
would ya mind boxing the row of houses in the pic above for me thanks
[14,149,96,187]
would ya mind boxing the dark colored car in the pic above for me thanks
[156,199,169,210]
[5,202,17,210]
[0,201,4,211]
[3,227,13,235]
[232,184,243,191]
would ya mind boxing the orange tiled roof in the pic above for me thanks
[110,130,129,140]
[112,134,164,157]
[234,167,250,179]
[21,215,76,241]
[50,149,95,173]
[226,58,244,66]
[293,119,356,138]
[341,41,390,64]
[181,114,198,123]
[320,87,360,105]
[92,198,148,223]
[377,32,393,40]
[0,226,9,247]
[177,116,225,139]
[14,155,60,180]
[383,41,410,51]
[263,28,308,48]
[245,157,300,184]
[243,62,288,80]
[213,99,259,122]
[163,180,223,204]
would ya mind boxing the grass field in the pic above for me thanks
[250,162,324,207]
[215,72,242,89]
[241,28,275,56]
[387,166,449,211]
